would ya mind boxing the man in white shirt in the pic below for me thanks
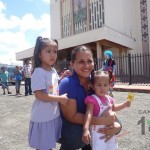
[22,60,32,96]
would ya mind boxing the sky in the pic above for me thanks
[0,0,51,65]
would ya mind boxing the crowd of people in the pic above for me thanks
[0,59,33,96]
[0,36,133,150]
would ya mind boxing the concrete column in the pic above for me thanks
[96,42,102,59]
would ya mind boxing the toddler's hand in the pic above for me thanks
[124,100,131,107]
[60,93,69,105]
[82,129,91,145]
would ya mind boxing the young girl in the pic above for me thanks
[28,36,70,150]
[82,70,132,150]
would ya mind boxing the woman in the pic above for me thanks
[59,45,121,150]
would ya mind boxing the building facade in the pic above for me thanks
[16,0,150,64]
[50,0,150,61]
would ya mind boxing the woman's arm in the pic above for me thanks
[60,99,85,124]
[60,99,115,125]
[98,121,122,142]
[60,99,122,141]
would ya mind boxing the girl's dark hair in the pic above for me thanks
[91,70,110,84]
[71,45,93,63]
[33,36,58,70]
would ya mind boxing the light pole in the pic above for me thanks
[10,59,12,65]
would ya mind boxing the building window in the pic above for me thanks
[89,0,104,30]
[140,0,149,53]
[61,0,72,37]
[61,0,104,37]
[73,0,87,34]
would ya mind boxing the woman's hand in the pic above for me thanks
[98,106,121,142]
[101,106,116,125]
[98,121,121,142]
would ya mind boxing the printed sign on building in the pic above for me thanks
[73,0,87,24]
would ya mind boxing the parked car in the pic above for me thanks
[7,65,16,85]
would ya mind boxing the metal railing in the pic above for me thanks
[57,52,150,85]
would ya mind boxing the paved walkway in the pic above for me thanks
[114,84,150,93]
[0,86,150,150]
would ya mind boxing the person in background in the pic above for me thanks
[0,66,12,95]
[59,67,71,77]
[61,67,67,74]
[59,45,121,150]
[22,59,32,96]
[28,36,70,150]
[14,66,23,96]
[82,70,131,150]
[101,50,116,97]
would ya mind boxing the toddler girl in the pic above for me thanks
[82,70,132,150]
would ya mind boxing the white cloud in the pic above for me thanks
[0,1,51,65]
[0,31,30,64]
[25,0,50,4]
[19,13,50,32]
[0,31,30,50]
[0,1,5,12]
[38,13,51,37]
[42,0,50,4]
[0,15,20,30]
